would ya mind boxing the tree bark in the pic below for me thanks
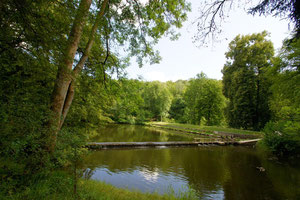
[73,0,109,76]
[60,0,109,127]
[49,0,92,151]
[59,81,75,129]
[49,0,109,151]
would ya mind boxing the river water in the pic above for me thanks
[89,124,196,142]
[82,125,300,200]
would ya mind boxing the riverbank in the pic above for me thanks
[1,171,197,200]
[86,122,262,149]
[148,122,262,139]
[79,179,197,200]
[87,139,261,149]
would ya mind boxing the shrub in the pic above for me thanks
[263,121,300,155]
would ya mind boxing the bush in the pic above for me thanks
[263,121,300,155]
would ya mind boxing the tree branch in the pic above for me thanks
[73,0,109,76]
[60,0,109,129]
[193,0,235,46]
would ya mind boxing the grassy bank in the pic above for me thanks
[1,171,197,200]
[79,179,197,200]
[149,122,262,136]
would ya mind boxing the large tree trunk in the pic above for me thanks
[49,0,109,151]
[59,0,109,127]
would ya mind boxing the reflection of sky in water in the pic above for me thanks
[82,146,300,200]
[204,188,224,200]
[84,166,224,199]
[139,168,159,183]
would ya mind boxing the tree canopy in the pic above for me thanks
[0,0,191,151]
[222,31,274,130]
[184,73,225,126]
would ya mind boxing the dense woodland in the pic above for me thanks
[0,0,300,199]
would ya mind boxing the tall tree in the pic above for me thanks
[169,96,187,123]
[262,35,300,154]
[0,0,77,174]
[184,73,225,126]
[167,80,188,122]
[49,0,190,149]
[268,35,300,121]
[110,79,145,124]
[0,0,190,150]
[222,31,274,130]
[142,81,173,121]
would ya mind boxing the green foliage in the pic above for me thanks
[166,80,188,97]
[169,96,187,123]
[268,36,300,121]
[222,31,274,130]
[262,36,300,156]
[0,0,191,180]
[0,34,56,187]
[0,0,206,197]
[184,73,226,126]
[2,0,300,195]
[167,80,188,123]
[53,128,89,168]
[65,73,115,129]
[142,81,173,121]
[263,121,300,155]
[110,79,146,124]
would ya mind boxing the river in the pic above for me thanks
[81,124,300,200]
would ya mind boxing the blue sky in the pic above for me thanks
[125,0,292,81]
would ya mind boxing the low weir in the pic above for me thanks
[87,139,261,149]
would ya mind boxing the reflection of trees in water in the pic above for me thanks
[222,149,282,200]
[179,147,228,197]
[82,168,95,180]
[257,155,300,200]
[81,147,298,199]
[90,124,193,142]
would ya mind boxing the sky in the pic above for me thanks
[125,0,292,82]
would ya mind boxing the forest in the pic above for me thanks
[0,0,300,199]
[66,31,300,153]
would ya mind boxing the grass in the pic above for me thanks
[1,171,197,200]
[149,122,262,136]
[79,179,197,200]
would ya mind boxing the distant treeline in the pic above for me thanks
[81,73,226,126]
[66,32,299,131]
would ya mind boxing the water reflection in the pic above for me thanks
[90,124,196,142]
[81,146,300,200]
[139,168,159,183]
